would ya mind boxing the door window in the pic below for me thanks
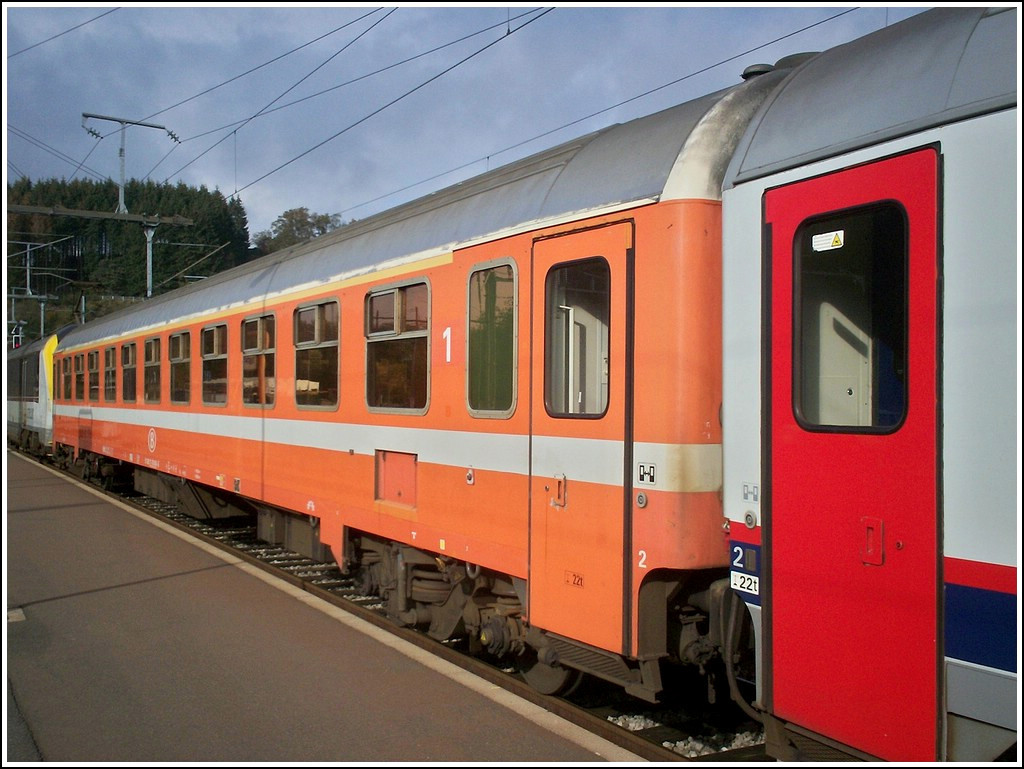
[794,204,907,430]
[544,258,610,417]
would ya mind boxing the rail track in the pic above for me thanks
[36,453,768,762]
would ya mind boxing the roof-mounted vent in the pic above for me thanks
[741,63,775,80]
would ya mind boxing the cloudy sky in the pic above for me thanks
[5,4,934,240]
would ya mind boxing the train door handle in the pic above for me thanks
[549,474,567,508]
[861,516,884,565]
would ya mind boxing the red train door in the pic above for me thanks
[528,222,634,655]
[764,149,939,760]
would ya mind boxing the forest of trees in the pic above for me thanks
[7,178,342,343]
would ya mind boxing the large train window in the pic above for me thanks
[62,357,72,400]
[467,262,516,417]
[365,281,429,411]
[544,257,610,417]
[169,332,190,405]
[201,324,228,405]
[74,353,85,401]
[144,337,161,403]
[26,358,38,399]
[103,346,117,402]
[242,314,276,406]
[121,343,137,403]
[10,356,39,400]
[794,203,907,430]
[295,300,339,409]
[7,357,19,399]
[87,351,100,401]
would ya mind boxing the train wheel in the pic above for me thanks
[519,655,584,697]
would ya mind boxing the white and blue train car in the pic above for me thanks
[6,325,75,457]
[721,6,1018,762]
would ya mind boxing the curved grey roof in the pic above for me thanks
[61,71,780,350]
[724,6,1018,188]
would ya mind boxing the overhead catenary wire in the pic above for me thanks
[6,7,119,58]
[137,8,385,126]
[8,126,108,182]
[233,8,555,198]
[158,8,398,183]
[176,7,545,144]
[150,6,543,184]
[5,9,387,187]
[153,242,231,291]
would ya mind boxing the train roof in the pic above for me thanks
[60,68,787,350]
[724,6,1018,188]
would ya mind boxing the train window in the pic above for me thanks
[403,283,428,331]
[294,300,339,409]
[794,203,907,431]
[242,314,275,406]
[544,258,610,417]
[27,358,39,399]
[467,262,516,416]
[144,337,161,403]
[103,347,117,402]
[87,351,100,401]
[365,282,429,411]
[62,357,72,400]
[10,356,39,400]
[8,358,20,399]
[169,332,191,405]
[368,291,397,335]
[74,353,84,401]
[201,324,228,405]
[121,343,137,403]
[10,359,19,399]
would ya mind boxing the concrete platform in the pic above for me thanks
[5,451,643,762]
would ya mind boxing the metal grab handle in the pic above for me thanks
[861,516,884,565]
[551,474,567,508]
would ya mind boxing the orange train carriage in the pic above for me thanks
[49,63,782,704]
